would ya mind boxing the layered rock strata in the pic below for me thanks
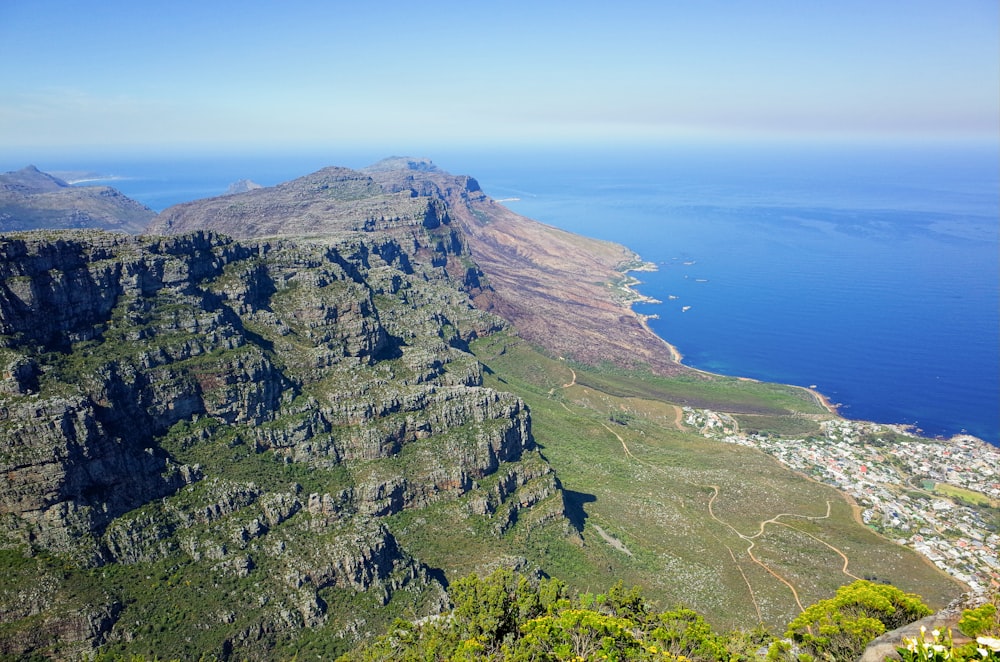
[0,226,564,660]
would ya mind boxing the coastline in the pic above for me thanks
[802,386,840,416]
[618,262,994,439]
[614,263,685,367]
[617,262,701,368]
[620,261,850,419]
[621,259,997,592]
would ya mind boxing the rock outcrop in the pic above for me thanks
[150,158,686,374]
[0,224,565,660]
[225,179,263,195]
[364,158,686,374]
[0,156,687,659]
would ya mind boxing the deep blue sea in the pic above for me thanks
[13,142,998,445]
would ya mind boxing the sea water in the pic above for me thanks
[14,142,998,445]
[465,143,999,446]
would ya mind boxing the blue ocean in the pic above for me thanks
[16,142,999,445]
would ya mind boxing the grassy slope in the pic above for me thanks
[468,332,963,632]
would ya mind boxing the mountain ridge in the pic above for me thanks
[0,165,71,193]
[0,223,564,658]
[0,165,155,234]
[0,161,973,660]
[149,158,689,377]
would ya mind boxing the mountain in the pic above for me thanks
[0,166,154,234]
[0,226,564,659]
[151,158,686,378]
[0,159,968,659]
[225,178,264,194]
[0,164,71,193]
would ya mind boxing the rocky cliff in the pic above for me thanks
[0,157,704,659]
[0,225,567,660]
[150,158,687,374]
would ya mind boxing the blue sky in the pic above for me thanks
[1,1,997,156]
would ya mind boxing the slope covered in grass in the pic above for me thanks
[469,333,963,631]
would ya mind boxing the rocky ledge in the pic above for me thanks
[0,227,567,659]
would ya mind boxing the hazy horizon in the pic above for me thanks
[2,1,997,155]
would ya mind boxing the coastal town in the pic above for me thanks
[683,408,1000,595]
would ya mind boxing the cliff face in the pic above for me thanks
[0,157,683,659]
[150,158,685,374]
[0,227,565,660]
[365,159,687,375]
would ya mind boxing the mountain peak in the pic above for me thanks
[362,156,440,173]
[0,165,153,233]
[1,165,70,193]
[225,178,264,195]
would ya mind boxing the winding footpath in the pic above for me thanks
[557,366,861,618]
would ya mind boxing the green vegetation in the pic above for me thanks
[960,600,999,639]
[782,580,931,660]
[733,413,821,438]
[567,361,824,417]
[469,333,961,631]
[342,570,944,661]
[340,568,745,661]
[933,482,998,508]
[0,224,972,660]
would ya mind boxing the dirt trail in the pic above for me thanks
[727,544,764,624]
[596,410,856,615]
[593,524,634,556]
[706,485,809,612]
[774,521,861,581]
[600,422,635,459]
[559,367,684,432]
[563,367,577,388]
[557,382,858,615]
[672,404,684,430]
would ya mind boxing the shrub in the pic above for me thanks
[959,601,999,639]
[784,580,931,660]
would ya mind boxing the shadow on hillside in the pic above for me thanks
[562,489,595,533]
[375,333,405,361]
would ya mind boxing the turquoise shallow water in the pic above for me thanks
[13,142,998,445]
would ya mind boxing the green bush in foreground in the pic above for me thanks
[782,579,932,661]
[339,568,753,661]
[959,600,999,639]
[339,571,941,661]
[336,572,949,661]
[92,573,996,661]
